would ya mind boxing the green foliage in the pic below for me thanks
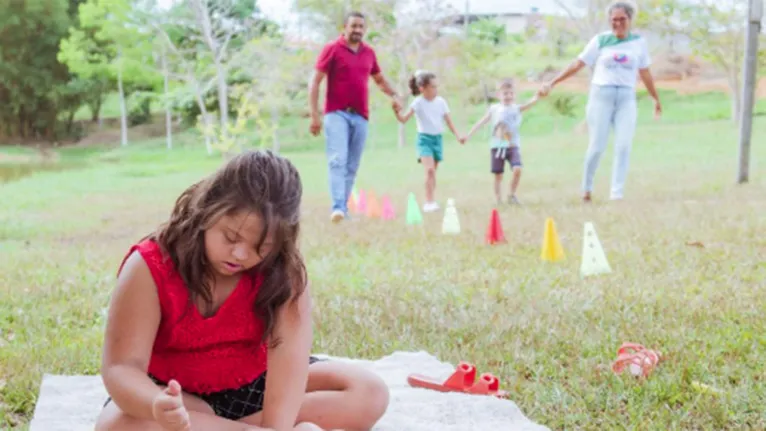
[127,91,154,127]
[468,18,507,45]
[196,85,277,155]
[549,94,577,118]
[0,0,80,140]
[61,0,161,89]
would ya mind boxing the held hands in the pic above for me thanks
[390,95,403,112]
[458,135,467,145]
[152,380,191,431]
[391,98,402,113]
[537,82,553,98]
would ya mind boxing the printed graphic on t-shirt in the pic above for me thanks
[601,50,633,70]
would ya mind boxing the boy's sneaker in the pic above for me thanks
[330,210,345,223]
[423,201,440,213]
[509,195,521,205]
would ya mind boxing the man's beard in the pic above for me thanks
[350,33,363,41]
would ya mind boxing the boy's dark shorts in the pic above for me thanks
[490,147,522,173]
[103,356,324,421]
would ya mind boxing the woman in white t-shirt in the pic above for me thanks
[539,1,662,203]
[394,70,464,212]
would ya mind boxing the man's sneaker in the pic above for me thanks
[422,201,440,213]
[330,210,345,223]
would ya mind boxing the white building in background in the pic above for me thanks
[439,0,583,36]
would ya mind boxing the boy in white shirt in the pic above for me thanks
[394,70,464,213]
[465,78,540,205]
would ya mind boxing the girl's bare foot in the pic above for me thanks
[583,192,592,203]
[152,380,191,431]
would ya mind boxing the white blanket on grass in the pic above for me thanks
[30,351,550,431]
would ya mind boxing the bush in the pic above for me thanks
[127,91,154,127]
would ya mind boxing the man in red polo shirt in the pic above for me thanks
[309,11,402,223]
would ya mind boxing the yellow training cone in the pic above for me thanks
[540,217,565,262]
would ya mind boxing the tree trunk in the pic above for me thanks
[191,0,229,140]
[215,61,229,138]
[193,84,214,155]
[729,70,742,123]
[89,97,103,123]
[66,110,76,134]
[117,48,128,147]
[162,49,173,150]
[271,105,280,153]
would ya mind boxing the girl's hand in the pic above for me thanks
[152,380,191,431]
[391,98,402,112]
[653,99,662,119]
[458,136,467,145]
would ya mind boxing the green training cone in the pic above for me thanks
[406,193,423,225]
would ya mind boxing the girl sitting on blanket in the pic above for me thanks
[96,150,389,431]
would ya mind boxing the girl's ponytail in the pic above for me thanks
[409,75,420,96]
[409,70,436,97]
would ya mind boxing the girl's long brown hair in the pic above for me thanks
[150,150,305,346]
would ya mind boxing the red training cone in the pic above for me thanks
[485,209,506,245]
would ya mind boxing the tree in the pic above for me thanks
[155,0,278,155]
[57,23,115,126]
[241,36,316,152]
[551,0,610,40]
[59,0,161,146]
[0,0,82,141]
[643,0,747,122]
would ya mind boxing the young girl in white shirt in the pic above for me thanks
[394,71,464,213]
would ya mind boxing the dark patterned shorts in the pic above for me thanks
[104,356,324,421]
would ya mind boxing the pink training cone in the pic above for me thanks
[381,195,395,220]
[356,189,367,214]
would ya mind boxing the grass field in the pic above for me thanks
[1,90,766,430]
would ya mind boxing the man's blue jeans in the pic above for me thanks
[324,111,368,214]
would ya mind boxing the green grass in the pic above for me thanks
[2,91,766,430]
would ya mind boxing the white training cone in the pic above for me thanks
[580,222,612,277]
[441,198,461,234]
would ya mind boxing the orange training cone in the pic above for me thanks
[366,190,382,218]
[485,209,506,245]
[347,194,357,214]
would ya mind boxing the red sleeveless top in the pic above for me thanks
[117,239,268,394]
